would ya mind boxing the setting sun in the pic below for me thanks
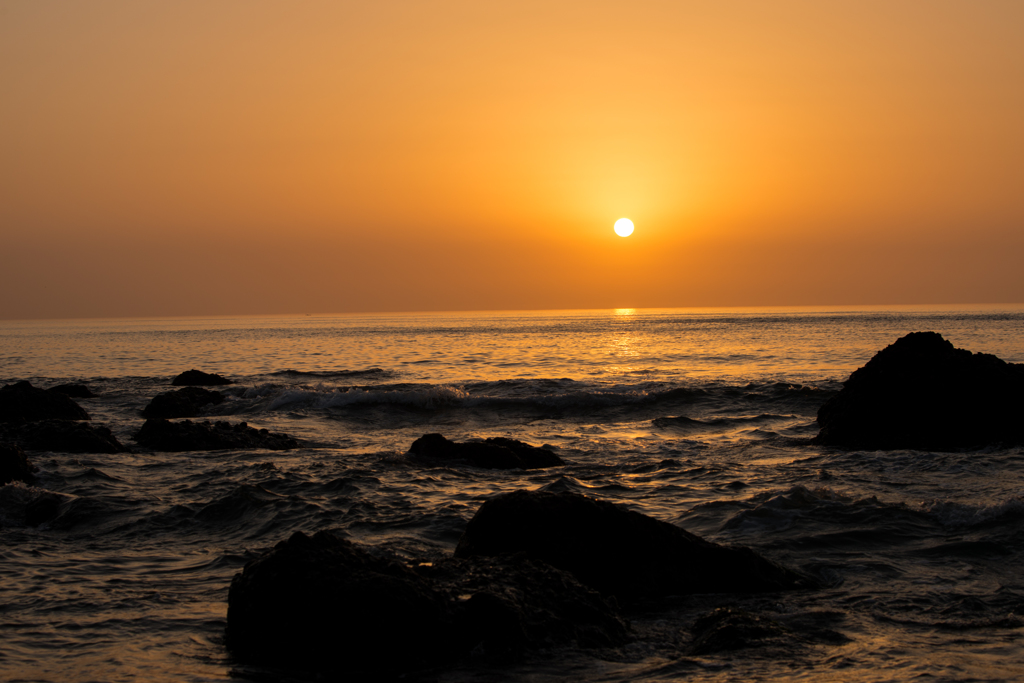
[613,218,634,237]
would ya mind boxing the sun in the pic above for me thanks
[614,218,634,237]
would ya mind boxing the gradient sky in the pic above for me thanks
[2,0,1022,319]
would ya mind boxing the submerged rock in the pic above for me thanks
[171,369,233,386]
[0,381,90,422]
[48,383,98,399]
[1,420,129,454]
[815,331,1024,450]
[134,418,300,451]
[687,607,792,655]
[455,489,815,600]
[0,442,36,485]
[142,387,224,419]
[409,433,565,469]
[226,529,627,675]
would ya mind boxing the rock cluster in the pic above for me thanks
[135,418,301,451]
[142,387,225,419]
[0,381,90,422]
[0,381,128,454]
[4,420,128,454]
[226,529,628,674]
[227,489,814,676]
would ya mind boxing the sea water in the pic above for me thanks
[1,305,1023,682]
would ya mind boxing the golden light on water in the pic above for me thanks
[613,218,634,237]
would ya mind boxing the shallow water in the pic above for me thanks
[2,305,1023,682]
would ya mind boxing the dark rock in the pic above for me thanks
[409,433,565,469]
[226,530,461,674]
[454,489,815,600]
[687,607,791,655]
[171,369,233,386]
[815,331,1024,450]
[1,420,129,454]
[226,530,628,675]
[0,442,35,484]
[427,553,629,656]
[0,381,90,422]
[142,387,224,418]
[134,419,300,451]
[48,383,98,398]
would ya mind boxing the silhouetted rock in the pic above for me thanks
[134,419,300,451]
[226,529,628,675]
[48,383,98,398]
[455,489,815,600]
[815,331,1024,450]
[0,442,35,485]
[142,387,224,418]
[171,369,233,386]
[409,433,565,469]
[226,530,461,674]
[0,381,90,422]
[1,420,129,454]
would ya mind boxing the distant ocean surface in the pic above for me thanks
[2,305,1024,682]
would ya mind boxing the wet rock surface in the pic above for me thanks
[0,442,35,485]
[171,369,233,386]
[226,529,628,676]
[142,387,225,419]
[409,433,565,469]
[0,381,90,422]
[815,331,1024,450]
[1,420,129,454]
[454,489,815,600]
[134,418,300,451]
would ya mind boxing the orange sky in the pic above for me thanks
[2,0,1022,319]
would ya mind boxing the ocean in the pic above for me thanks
[2,305,1023,682]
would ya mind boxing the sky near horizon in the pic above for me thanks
[2,0,1022,320]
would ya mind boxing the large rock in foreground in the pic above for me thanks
[142,387,224,419]
[409,433,565,469]
[134,419,300,451]
[172,369,233,386]
[226,530,626,675]
[227,530,458,674]
[815,331,1024,450]
[0,381,90,422]
[455,489,814,600]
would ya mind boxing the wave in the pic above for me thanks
[920,496,1024,528]
[267,368,393,380]
[228,378,831,418]
[257,384,472,411]
[652,414,798,432]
